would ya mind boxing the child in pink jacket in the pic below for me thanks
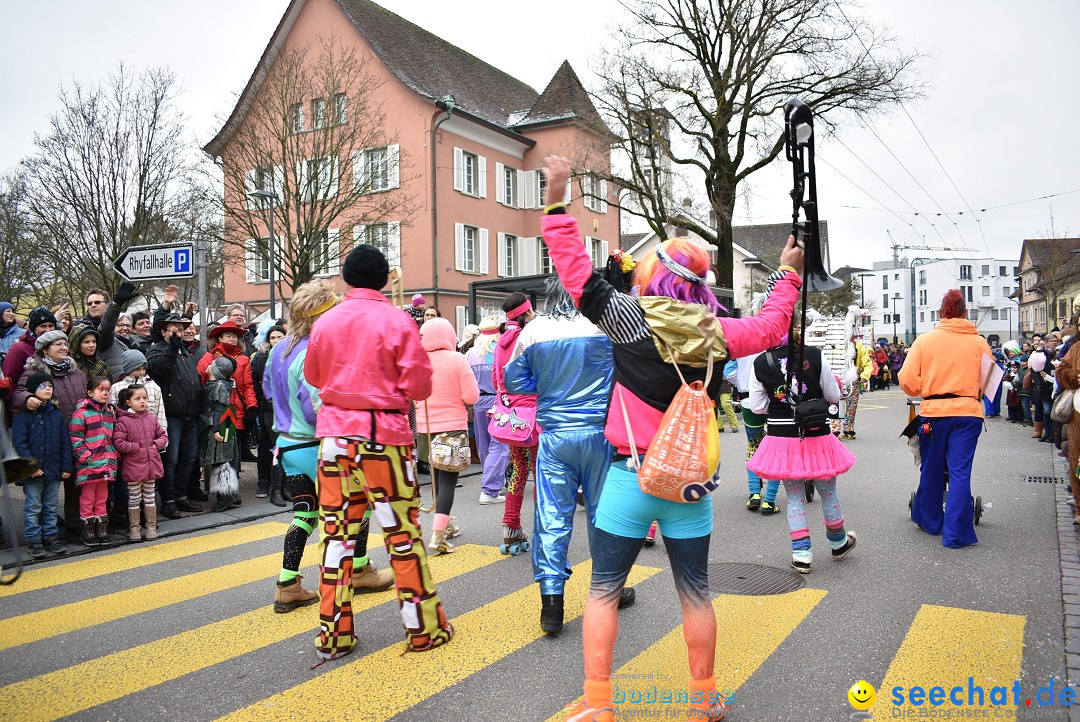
[416,317,480,554]
[114,385,168,541]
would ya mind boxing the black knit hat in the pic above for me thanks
[27,307,57,333]
[26,372,53,396]
[342,244,389,290]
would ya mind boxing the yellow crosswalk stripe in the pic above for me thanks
[0,521,289,598]
[0,544,504,722]
[544,587,827,721]
[869,604,1025,718]
[0,533,374,651]
[221,560,663,722]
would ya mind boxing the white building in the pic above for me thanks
[859,256,1019,344]
[912,257,1019,344]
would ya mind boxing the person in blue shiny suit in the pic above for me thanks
[504,276,635,635]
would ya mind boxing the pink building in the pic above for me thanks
[204,0,618,333]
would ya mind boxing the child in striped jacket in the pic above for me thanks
[70,375,119,547]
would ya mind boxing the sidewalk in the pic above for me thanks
[0,460,484,573]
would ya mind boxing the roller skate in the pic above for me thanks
[500,525,530,556]
[643,520,658,546]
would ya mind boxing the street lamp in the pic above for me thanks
[248,188,279,321]
[892,292,902,344]
[856,273,872,308]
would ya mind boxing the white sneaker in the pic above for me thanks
[479,492,506,505]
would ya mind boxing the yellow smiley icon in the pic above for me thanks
[848,680,876,711]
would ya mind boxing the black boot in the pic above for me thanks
[269,465,287,507]
[255,478,270,498]
[540,594,564,636]
[80,518,100,547]
[618,587,636,609]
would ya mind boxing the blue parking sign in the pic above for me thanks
[174,248,192,274]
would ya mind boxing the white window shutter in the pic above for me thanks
[327,228,341,275]
[520,236,538,276]
[599,179,608,213]
[477,155,487,198]
[564,177,572,205]
[388,144,400,189]
[517,169,527,209]
[245,170,258,209]
[454,223,465,271]
[353,150,368,193]
[600,239,609,263]
[455,306,469,340]
[328,157,339,198]
[478,227,490,274]
[522,170,536,210]
[296,162,308,202]
[495,162,505,205]
[273,165,285,199]
[453,148,464,192]
[245,239,257,282]
[354,224,367,248]
[388,221,401,268]
[584,236,594,266]
[497,232,509,277]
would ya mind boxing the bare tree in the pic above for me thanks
[212,35,417,294]
[1037,210,1075,329]
[20,66,202,306]
[577,0,920,287]
[0,171,54,307]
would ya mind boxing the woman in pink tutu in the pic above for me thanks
[747,330,857,574]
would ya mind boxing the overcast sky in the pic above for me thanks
[2,0,1076,271]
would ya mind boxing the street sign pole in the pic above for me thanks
[197,236,209,351]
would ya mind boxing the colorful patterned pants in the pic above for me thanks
[125,480,156,510]
[782,478,846,564]
[841,383,861,435]
[502,444,536,530]
[316,436,453,659]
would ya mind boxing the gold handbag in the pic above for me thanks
[430,431,471,472]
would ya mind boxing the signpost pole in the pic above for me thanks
[197,235,209,351]
[268,202,276,322]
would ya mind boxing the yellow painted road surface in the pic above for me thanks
[0,520,1031,722]
[870,604,1025,718]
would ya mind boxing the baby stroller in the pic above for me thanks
[900,402,983,526]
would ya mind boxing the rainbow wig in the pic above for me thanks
[633,239,721,313]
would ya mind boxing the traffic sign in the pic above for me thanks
[113,243,195,282]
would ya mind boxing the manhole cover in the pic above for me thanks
[709,563,804,595]
[1024,475,1066,484]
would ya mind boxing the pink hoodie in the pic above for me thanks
[416,318,480,434]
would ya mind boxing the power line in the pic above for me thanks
[828,188,1080,216]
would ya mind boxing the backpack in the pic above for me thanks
[618,335,721,504]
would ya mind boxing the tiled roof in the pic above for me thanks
[1020,237,1080,272]
[732,221,831,267]
[514,60,607,132]
[620,232,648,249]
[335,0,540,128]
[833,265,872,282]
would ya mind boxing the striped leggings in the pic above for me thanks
[316,436,452,660]
[782,478,847,563]
[126,480,156,509]
[502,444,536,530]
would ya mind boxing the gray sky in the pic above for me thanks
[2,0,1076,270]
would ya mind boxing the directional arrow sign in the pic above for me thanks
[113,243,195,282]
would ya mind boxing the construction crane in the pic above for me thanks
[888,231,977,266]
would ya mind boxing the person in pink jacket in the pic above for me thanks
[113,385,168,542]
[416,317,480,554]
[305,244,453,661]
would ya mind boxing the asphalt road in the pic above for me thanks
[0,389,1071,722]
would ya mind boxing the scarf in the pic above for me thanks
[42,355,77,375]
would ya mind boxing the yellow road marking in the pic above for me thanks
[0,544,504,721]
[222,560,663,722]
[0,521,289,598]
[858,403,889,410]
[869,604,1025,718]
[545,587,827,721]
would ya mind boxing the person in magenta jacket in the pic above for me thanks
[304,244,453,661]
[113,385,168,541]
[540,156,803,722]
[416,317,480,554]
[493,291,539,555]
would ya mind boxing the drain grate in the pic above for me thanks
[1024,475,1066,484]
[708,563,804,596]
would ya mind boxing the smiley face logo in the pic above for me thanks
[848,680,876,711]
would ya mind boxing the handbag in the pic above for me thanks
[1052,389,1076,424]
[487,392,539,447]
[618,334,721,504]
[429,431,471,473]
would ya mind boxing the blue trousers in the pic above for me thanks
[474,398,509,498]
[532,427,613,595]
[23,478,61,542]
[912,416,981,549]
